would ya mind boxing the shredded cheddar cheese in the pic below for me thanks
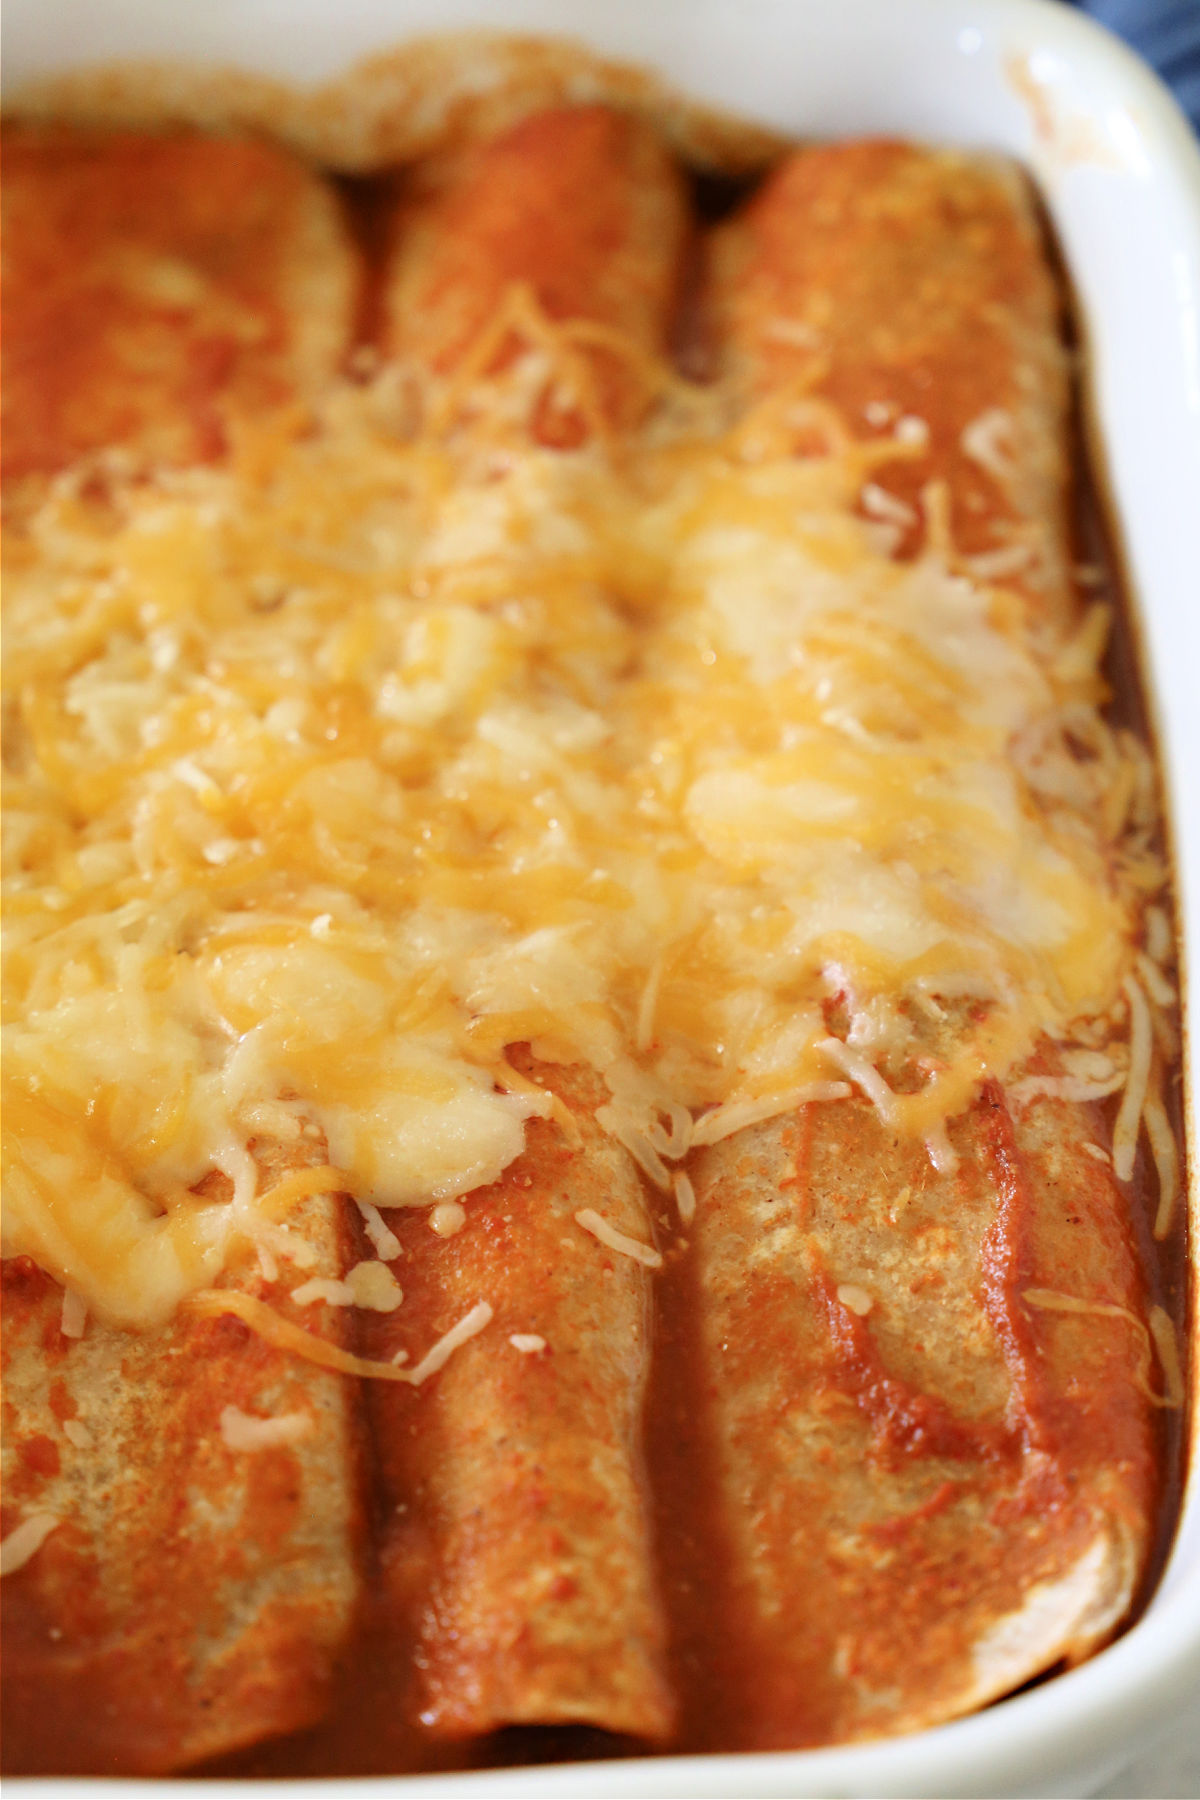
[185,1288,493,1384]
[0,308,1171,1331]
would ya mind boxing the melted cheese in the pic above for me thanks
[1,338,1156,1329]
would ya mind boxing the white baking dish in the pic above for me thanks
[3,1,1198,1794]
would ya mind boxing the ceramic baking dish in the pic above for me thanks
[2,0,1197,1793]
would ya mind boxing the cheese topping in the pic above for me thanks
[1022,1289,1183,1409]
[1,323,1164,1329]
[575,1208,664,1270]
[0,1513,62,1578]
[219,1404,314,1451]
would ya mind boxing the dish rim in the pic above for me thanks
[2,0,1197,1793]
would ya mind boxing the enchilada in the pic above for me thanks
[1,126,367,1772]
[679,140,1170,1746]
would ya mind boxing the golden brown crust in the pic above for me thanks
[1,124,358,482]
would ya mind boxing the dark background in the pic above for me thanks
[1070,0,1200,132]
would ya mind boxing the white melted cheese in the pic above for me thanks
[1,367,1146,1329]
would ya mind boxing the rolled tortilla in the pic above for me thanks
[382,101,689,443]
[366,1052,673,1741]
[1,1169,365,1774]
[369,106,689,1742]
[1,124,357,482]
[685,143,1159,1749]
[0,127,365,1773]
[703,139,1074,616]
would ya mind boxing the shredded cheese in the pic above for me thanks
[1135,950,1175,1009]
[402,1302,494,1384]
[837,1283,874,1317]
[817,1039,899,1125]
[961,407,1019,485]
[595,1105,673,1192]
[646,1101,693,1161]
[923,1120,959,1177]
[60,1288,87,1340]
[672,1168,696,1226]
[1022,1289,1182,1409]
[292,1261,403,1311]
[1148,1305,1186,1411]
[219,1405,313,1451]
[860,481,917,529]
[1007,1072,1126,1106]
[356,1196,401,1261]
[187,1288,492,1384]
[1,293,1172,1331]
[1112,977,1152,1182]
[1144,1090,1180,1241]
[1,1513,61,1577]
[574,1208,663,1270]
[636,955,665,1055]
[690,1084,851,1148]
[1144,906,1172,966]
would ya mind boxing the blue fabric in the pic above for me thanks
[1071,0,1200,133]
